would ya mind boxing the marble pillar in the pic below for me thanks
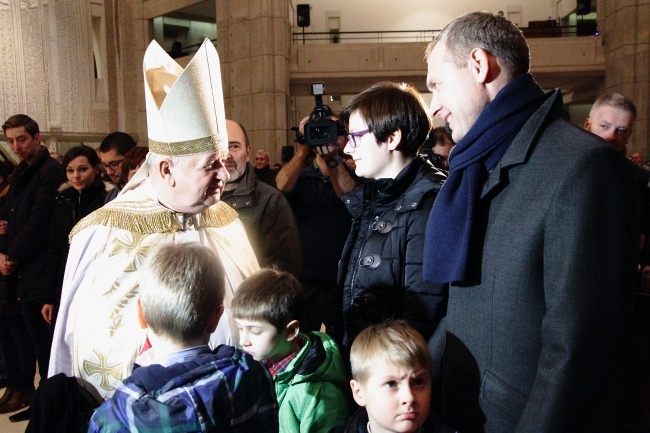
[600,0,649,153]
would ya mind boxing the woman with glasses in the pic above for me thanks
[337,81,448,353]
[40,145,113,326]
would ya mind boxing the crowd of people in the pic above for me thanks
[0,11,647,433]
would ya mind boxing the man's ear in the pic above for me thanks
[245,146,251,163]
[469,48,495,84]
[207,306,224,334]
[33,133,41,145]
[584,117,592,131]
[386,129,402,151]
[157,158,175,187]
[136,299,148,330]
[285,319,300,341]
[350,379,366,407]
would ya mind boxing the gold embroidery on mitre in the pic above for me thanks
[82,349,123,391]
[69,200,238,240]
[148,134,224,156]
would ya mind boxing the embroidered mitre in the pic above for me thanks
[143,39,228,156]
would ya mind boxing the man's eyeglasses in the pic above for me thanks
[99,159,124,172]
[346,129,370,148]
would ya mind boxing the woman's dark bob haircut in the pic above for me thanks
[340,81,432,157]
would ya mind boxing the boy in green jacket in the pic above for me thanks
[232,268,350,432]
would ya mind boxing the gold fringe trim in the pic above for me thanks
[69,200,238,241]
[148,134,224,156]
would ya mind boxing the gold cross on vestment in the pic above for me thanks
[82,349,123,391]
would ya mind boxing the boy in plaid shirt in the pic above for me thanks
[232,268,350,433]
[88,243,278,432]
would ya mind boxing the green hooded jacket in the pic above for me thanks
[274,331,351,432]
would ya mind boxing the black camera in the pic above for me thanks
[300,82,346,146]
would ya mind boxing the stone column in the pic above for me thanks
[600,0,649,153]
[104,0,140,138]
[218,0,290,165]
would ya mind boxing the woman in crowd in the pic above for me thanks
[337,81,448,351]
[41,145,112,326]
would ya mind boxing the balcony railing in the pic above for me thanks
[291,23,598,44]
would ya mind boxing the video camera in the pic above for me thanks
[295,82,346,147]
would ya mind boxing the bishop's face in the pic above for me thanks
[167,150,229,214]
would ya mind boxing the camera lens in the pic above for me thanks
[310,126,330,140]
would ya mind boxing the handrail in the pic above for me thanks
[291,25,596,44]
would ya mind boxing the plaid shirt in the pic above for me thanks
[263,337,304,378]
[89,345,278,432]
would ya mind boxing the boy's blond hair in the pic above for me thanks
[139,242,225,343]
[350,321,432,384]
[231,268,304,331]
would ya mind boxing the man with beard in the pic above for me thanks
[48,40,259,399]
[222,119,301,276]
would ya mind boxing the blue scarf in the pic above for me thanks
[423,73,546,284]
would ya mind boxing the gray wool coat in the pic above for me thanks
[429,90,640,433]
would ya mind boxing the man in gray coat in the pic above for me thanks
[423,12,641,433]
[222,120,301,276]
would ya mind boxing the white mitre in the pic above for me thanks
[144,38,228,156]
[124,39,229,191]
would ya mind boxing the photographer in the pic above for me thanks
[276,101,356,336]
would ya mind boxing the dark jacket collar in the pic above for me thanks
[365,157,445,206]
[12,146,52,180]
[482,89,563,198]
[223,163,256,198]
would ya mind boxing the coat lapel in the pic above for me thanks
[482,90,564,198]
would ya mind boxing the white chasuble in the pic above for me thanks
[48,179,259,399]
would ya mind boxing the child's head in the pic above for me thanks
[138,242,225,347]
[231,268,304,363]
[350,321,432,433]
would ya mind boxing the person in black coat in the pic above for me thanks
[337,82,448,353]
[0,114,63,415]
[41,145,112,327]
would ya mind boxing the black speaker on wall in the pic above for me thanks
[577,0,591,15]
[297,4,310,28]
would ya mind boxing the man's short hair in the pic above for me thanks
[427,11,530,80]
[231,268,304,332]
[350,320,432,385]
[139,242,225,343]
[2,114,40,137]
[98,131,137,156]
[256,149,269,158]
[589,92,637,120]
[340,81,431,157]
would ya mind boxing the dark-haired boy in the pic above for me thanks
[232,268,350,433]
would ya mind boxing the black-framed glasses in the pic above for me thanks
[99,159,124,172]
[346,129,370,148]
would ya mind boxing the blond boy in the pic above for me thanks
[89,243,278,432]
[348,321,441,433]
